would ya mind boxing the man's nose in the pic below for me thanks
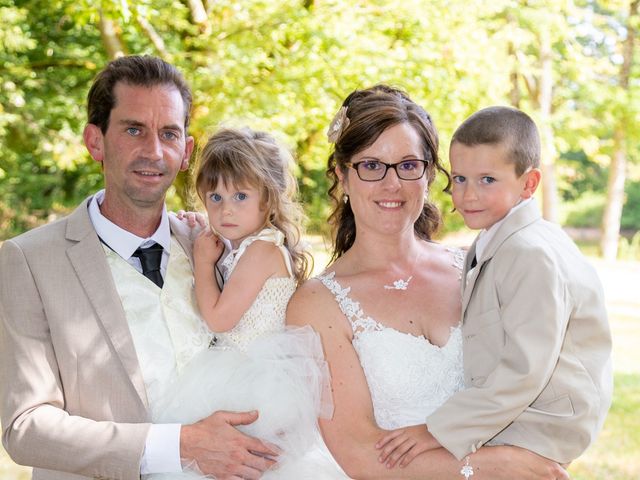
[142,134,163,160]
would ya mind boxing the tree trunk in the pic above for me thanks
[538,26,559,223]
[98,9,125,60]
[136,14,168,58]
[600,0,638,260]
[186,0,209,31]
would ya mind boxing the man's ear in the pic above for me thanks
[521,168,541,199]
[181,135,195,171]
[83,124,104,164]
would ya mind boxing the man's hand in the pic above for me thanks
[176,210,208,229]
[180,410,279,480]
[375,425,441,469]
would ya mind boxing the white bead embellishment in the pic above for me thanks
[383,276,413,290]
[460,456,474,479]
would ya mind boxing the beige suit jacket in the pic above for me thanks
[0,197,198,480]
[427,200,613,463]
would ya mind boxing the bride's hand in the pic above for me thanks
[375,425,440,468]
[475,445,570,480]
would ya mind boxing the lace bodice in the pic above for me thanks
[317,269,464,429]
[215,228,297,351]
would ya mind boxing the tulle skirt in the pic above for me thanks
[147,326,348,479]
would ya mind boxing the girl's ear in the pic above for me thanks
[521,168,541,199]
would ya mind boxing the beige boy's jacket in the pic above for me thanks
[0,197,197,480]
[427,200,613,463]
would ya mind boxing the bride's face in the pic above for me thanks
[338,122,428,238]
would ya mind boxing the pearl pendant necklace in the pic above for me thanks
[384,276,413,290]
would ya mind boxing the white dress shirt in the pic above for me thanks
[88,190,182,474]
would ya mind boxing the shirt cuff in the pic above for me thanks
[140,424,182,474]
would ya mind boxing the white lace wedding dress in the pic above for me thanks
[148,228,346,479]
[316,256,465,431]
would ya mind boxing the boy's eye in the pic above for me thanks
[209,193,222,203]
[452,175,466,184]
[234,192,248,201]
[481,176,496,184]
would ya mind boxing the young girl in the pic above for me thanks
[151,127,347,479]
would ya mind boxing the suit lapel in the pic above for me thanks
[65,198,149,408]
[461,200,542,315]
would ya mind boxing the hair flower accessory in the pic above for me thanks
[327,106,350,143]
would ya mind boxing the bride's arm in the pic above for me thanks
[286,280,568,480]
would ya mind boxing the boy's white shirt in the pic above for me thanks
[474,198,532,262]
[88,189,182,474]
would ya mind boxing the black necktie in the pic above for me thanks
[132,242,164,288]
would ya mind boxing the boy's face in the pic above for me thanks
[450,141,539,230]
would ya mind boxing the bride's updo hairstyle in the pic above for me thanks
[326,84,451,261]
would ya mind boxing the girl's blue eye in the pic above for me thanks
[452,175,465,184]
[210,193,222,202]
[234,192,248,201]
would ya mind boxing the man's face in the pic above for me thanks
[84,82,193,217]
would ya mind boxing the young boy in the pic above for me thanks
[377,106,613,469]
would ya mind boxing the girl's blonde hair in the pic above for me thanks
[195,127,311,283]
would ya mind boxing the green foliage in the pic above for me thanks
[0,0,639,240]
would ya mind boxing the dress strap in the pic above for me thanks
[220,228,293,280]
[316,271,382,336]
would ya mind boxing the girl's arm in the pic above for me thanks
[286,280,568,480]
[195,234,288,332]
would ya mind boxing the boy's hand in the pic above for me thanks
[194,229,225,265]
[376,425,441,468]
[177,209,208,229]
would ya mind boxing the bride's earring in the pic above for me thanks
[343,194,349,204]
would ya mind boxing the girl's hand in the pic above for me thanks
[375,425,440,468]
[194,229,225,265]
[177,210,208,229]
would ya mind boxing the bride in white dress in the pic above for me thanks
[287,85,569,480]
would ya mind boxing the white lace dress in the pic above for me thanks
[316,254,465,430]
[149,228,346,479]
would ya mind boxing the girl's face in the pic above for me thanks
[204,179,266,249]
[337,122,428,239]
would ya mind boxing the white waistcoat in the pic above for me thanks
[103,237,212,410]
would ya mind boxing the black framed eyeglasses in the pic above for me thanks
[346,159,430,182]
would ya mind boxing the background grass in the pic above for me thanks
[1,242,638,479]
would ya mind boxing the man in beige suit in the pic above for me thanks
[377,106,612,471]
[0,55,277,479]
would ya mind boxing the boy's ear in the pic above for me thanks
[521,168,541,199]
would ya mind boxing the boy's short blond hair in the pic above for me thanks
[451,106,540,176]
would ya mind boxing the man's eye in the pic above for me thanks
[162,131,179,141]
[234,192,248,201]
[209,193,222,202]
[126,127,140,136]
